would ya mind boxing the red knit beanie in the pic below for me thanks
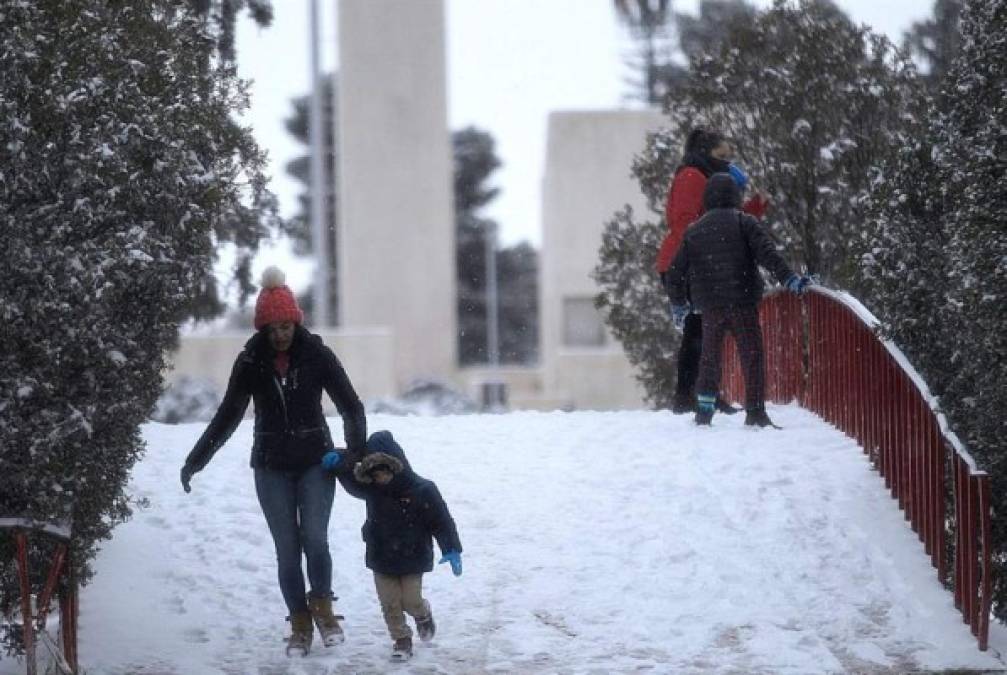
[254,266,304,330]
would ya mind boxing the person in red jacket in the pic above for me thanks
[656,128,769,413]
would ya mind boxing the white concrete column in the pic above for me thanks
[539,110,665,409]
[336,0,456,390]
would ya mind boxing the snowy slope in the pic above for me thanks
[9,407,1007,674]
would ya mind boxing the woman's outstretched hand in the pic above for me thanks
[180,465,194,493]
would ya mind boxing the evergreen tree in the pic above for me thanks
[596,0,920,405]
[454,127,500,365]
[0,1,272,650]
[855,90,954,396]
[675,0,757,67]
[938,0,1007,620]
[453,127,539,366]
[641,0,918,287]
[189,0,274,62]
[594,208,678,407]
[903,0,963,90]
[615,0,756,105]
[281,73,339,324]
[179,0,276,321]
[497,242,540,364]
[614,0,681,105]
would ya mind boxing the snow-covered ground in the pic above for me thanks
[8,406,1007,674]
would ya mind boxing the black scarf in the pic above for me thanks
[678,151,730,178]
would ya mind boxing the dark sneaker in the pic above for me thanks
[391,637,413,662]
[694,409,713,426]
[744,408,781,429]
[416,613,436,642]
[672,392,695,414]
[715,397,741,415]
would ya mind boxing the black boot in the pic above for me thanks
[715,396,741,415]
[672,392,695,414]
[744,408,781,429]
[694,409,713,426]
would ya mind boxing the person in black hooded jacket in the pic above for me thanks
[179,266,367,657]
[663,174,812,428]
[333,429,462,662]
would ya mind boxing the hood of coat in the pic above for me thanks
[353,451,404,483]
[354,430,418,493]
[702,172,742,211]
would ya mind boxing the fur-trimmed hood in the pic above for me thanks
[352,430,417,489]
[353,451,404,483]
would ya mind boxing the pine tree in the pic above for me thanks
[614,0,756,105]
[855,88,954,396]
[594,208,678,407]
[0,1,272,650]
[281,73,339,324]
[903,0,963,90]
[661,0,918,287]
[937,0,1007,620]
[453,126,539,366]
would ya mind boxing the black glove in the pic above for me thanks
[180,465,194,493]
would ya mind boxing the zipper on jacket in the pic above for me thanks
[272,375,289,429]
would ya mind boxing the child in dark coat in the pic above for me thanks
[663,173,812,428]
[330,430,462,662]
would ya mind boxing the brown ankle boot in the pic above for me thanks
[286,610,313,657]
[307,594,345,647]
[391,636,413,661]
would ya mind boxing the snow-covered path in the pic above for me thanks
[37,407,1007,673]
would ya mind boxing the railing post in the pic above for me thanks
[757,287,991,652]
[15,531,37,675]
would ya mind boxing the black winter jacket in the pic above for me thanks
[184,325,367,474]
[664,174,795,311]
[346,431,462,576]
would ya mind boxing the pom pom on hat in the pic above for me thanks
[254,266,304,330]
[260,265,287,290]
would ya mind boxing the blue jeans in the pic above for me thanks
[254,464,336,614]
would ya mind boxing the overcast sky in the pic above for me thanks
[232,0,933,292]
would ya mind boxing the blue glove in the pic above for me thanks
[670,303,690,330]
[439,551,463,577]
[321,450,343,470]
[728,163,749,191]
[785,274,812,295]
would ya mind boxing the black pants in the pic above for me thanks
[696,305,765,411]
[675,313,704,399]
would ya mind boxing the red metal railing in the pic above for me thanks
[722,287,993,651]
[2,522,78,674]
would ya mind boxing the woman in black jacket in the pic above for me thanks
[179,266,367,657]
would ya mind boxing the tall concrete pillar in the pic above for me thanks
[336,0,456,390]
[540,110,665,409]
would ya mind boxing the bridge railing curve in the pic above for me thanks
[721,286,993,650]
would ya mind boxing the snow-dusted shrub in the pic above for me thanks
[369,379,479,416]
[0,0,272,648]
[593,208,679,408]
[850,0,1007,622]
[936,0,1007,620]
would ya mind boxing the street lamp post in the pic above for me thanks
[308,0,330,328]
